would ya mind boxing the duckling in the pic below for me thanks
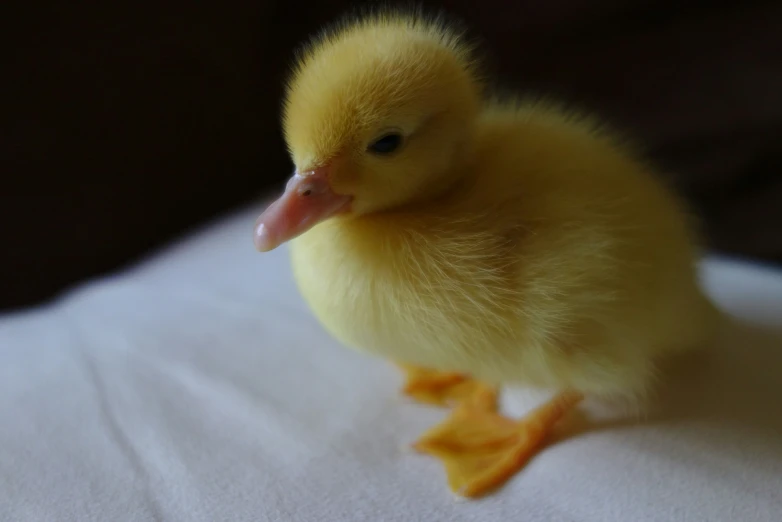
[253,10,719,498]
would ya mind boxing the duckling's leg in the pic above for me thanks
[413,390,584,498]
[396,364,498,410]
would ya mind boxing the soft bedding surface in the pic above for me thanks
[1,206,781,522]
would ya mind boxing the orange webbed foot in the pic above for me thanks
[413,390,584,498]
[396,364,498,410]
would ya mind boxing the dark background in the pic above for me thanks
[5,0,782,312]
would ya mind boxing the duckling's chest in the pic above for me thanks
[288,222,506,369]
[289,235,425,365]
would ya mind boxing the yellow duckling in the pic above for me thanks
[254,10,719,498]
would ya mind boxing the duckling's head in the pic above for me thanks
[255,12,482,251]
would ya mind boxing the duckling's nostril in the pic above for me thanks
[302,189,312,197]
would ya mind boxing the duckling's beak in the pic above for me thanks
[253,166,352,252]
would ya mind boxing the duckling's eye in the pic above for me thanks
[367,133,403,155]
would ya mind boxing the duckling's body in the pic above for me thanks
[292,101,715,401]
[255,11,719,498]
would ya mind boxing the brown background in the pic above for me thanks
[4,0,782,311]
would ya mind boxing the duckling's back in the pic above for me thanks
[461,100,720,397]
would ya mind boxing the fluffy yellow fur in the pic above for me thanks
[284,11,720,408]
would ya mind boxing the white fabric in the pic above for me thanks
[2,205,781,522]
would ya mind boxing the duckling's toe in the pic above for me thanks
[396,364,498,409]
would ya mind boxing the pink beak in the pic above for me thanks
[253,166,352,252]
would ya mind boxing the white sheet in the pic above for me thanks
[1,206,781,522]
